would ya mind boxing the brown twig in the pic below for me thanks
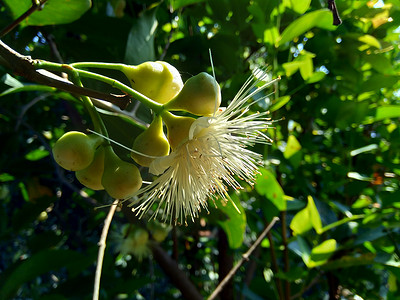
[328,0,342,26]
[268,229,284,300]
[151,243,203,300]
[0,40,131,110]
[208,217,280,300]
[281,211,291,300]
[0,0,48,38]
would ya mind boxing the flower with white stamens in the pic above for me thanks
[130,69,279,225]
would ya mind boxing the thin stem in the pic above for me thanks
[268,229,284,300]
[0,40,131,110]
[208,217,279,300]
[35,60,164,114]
[281,211,291,300]
[70,62,126,71]
[93,199,119,300]
[69,71,108,137]
[0,0,47,38]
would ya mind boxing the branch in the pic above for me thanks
[281,211,291,300]
[93,199,119,300]
[0,40,131,110]
[0,0,48,38]
[328,0,342,26]
[151,243,203,300]
[208,217,280,300]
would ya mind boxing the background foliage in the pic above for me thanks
[1,0,400,299]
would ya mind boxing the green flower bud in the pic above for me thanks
[162,112,195,150]
[102,146,142,199]
[165,72,221,116]
[75,146,105,190]
[52,131,103,171]
[121,61,183,104]
[131,115,170,167]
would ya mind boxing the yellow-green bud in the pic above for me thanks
[121,61,183,104]
[52,131,102,171]
[165,72,221,116]
[162,112,195,150]
[102,146,142,199]
[75,146,105,190]
[131,115,170,167]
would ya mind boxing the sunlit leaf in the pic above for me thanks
[216,193,246,249]
[276,9,337,47]
[124,10,158,65]
[373,105,400,121]
[308,239,337,268]
[255,168,286,211]
[4,0,91,26]
[290,196,322,235]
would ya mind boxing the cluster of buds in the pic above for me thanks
[52,61,276,224]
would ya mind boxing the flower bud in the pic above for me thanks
[75,146,105,190]
[121,61,183,104]
[162,113,195,150]
[52,131,103,171]
[131,115,170,167]
[165,72,221,116]
[102,146,142,199]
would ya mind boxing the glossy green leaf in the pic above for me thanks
[350,144,378,156]
[290,207,312,235]
[306,71,326,84]
[269,95,291,112]
[124,10,158,65]
[0,249,91,299]
[358,35,381,49]
[308,239,337,268]
[255,168,286,211]
[290,196,322,235]
[4,0,91,26]
[216,193,246,249]
[276,9,337,47]
[172,0,206,10]
[24,148,49,161]
[284,0,311,14]
[284,135,302,159]
[373,105,400,121]
[360,74,399,93]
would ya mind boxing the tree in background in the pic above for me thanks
[0,0,399,299]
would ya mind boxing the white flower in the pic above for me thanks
[130,69,279,225]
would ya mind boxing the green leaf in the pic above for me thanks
[4,0,91,26]
[350,144,378,156]
[360,74,399,93]
[1,85,57,97]
[216,193,246,249]
[306,71,326,84]
[124,10,158,65]
[290,207,313,235]
[283,0,311,14]
[308,239,337,268]
[373,105,400,121]
[284,135,302,159]
[255,168,286,211]
[0,249,91,300]
[358,34,381,49]
[25,148,49,161]
[269,95,291,112]
[276,9,337,47]
[0,74,23,88]
[290,196,322,235]
[171,0,206,10]
[282,51,315,80]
